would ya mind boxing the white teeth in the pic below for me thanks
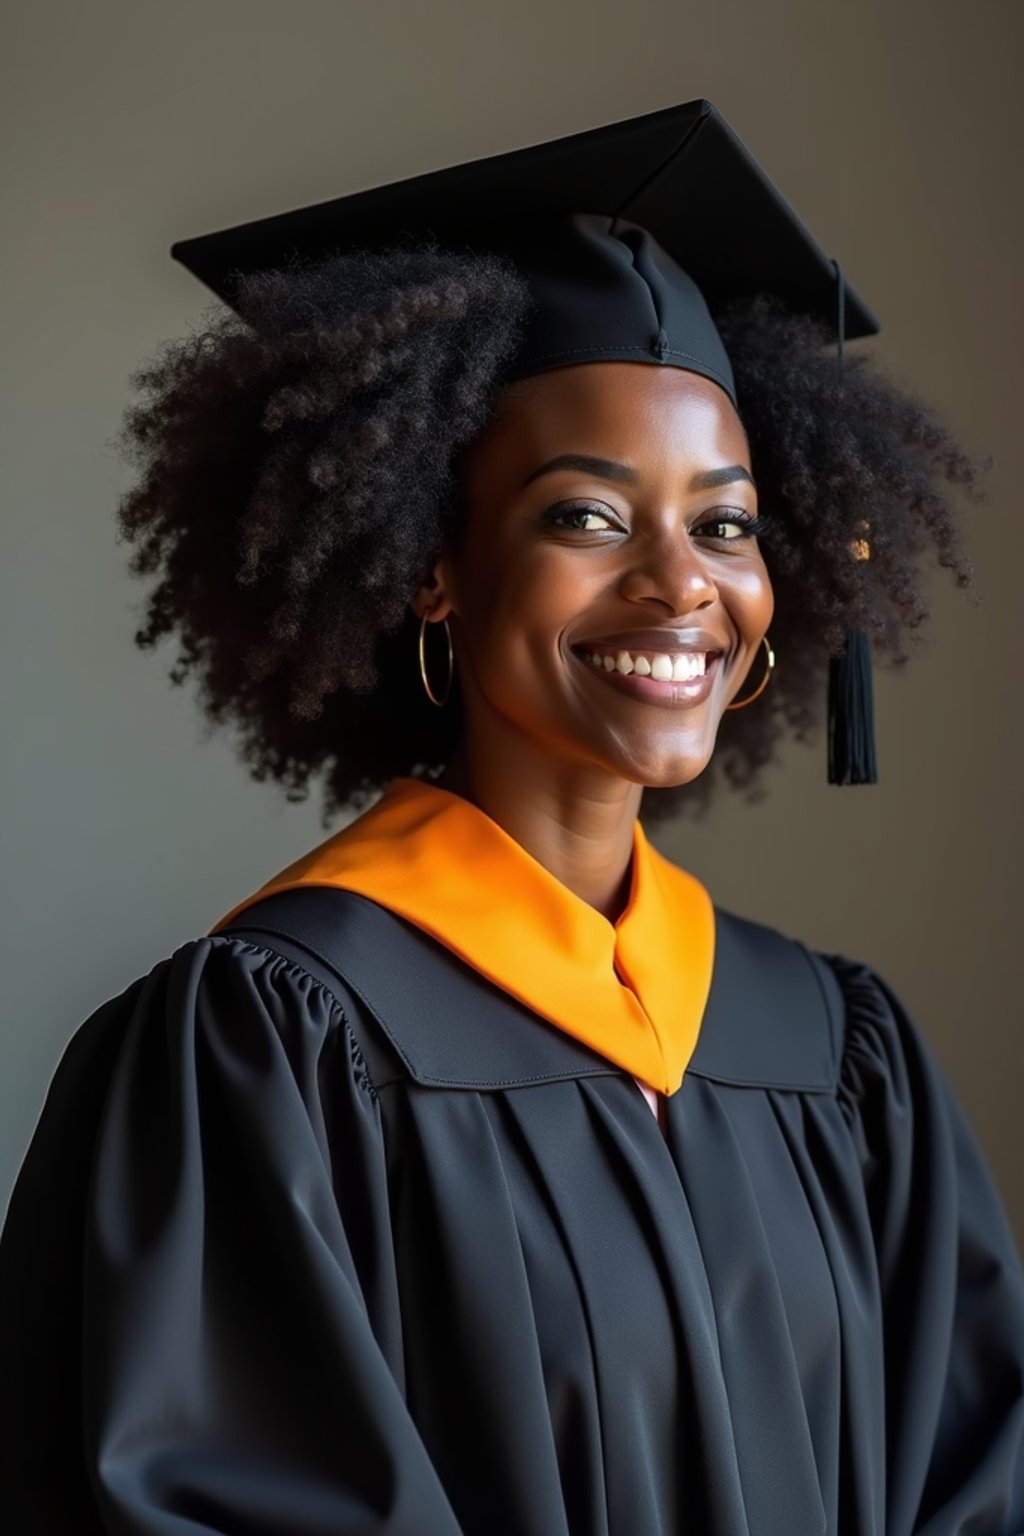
[585,648,712,682]
[672,653,707,681]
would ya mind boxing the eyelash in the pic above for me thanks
[543,503,771,541]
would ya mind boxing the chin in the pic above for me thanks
[614,747,715,792]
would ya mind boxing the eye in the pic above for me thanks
[696,510,770,541]
[542,502,625,534]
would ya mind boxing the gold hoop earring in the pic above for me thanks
[724,636,775,711]
[418,613,453,707]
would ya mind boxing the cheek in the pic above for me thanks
[449,544,607,738]
[446,550,529,704]
[722,555,774,638]
[456,541,594,659]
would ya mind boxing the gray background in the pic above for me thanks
[2,0,1021,1241]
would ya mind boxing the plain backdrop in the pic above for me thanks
[1,0,1021,1247]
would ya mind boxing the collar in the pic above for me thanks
[209,776,715,1094]
[214,889,841,1095]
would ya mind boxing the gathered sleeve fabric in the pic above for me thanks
[829,952,1024,1534]
[0,936,466,1536]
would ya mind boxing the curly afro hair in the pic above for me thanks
[115,241,984,826]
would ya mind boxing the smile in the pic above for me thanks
[573,645,725,708]
[582,648,712,681]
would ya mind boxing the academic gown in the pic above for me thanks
[3,883,1024,1531]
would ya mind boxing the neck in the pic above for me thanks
[435,735,643,923]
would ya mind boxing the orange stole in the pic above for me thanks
[209,777,715,1095]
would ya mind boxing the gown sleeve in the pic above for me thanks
[832,952,1024,1535]
[0,935,466,1536]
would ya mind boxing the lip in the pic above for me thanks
[574,627,729,656]
[573,648,725,710]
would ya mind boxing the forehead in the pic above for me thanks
[461,361,749,491]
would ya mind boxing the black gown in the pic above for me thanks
[2,886,1023,1534]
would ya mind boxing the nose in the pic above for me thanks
[617,528,719,615]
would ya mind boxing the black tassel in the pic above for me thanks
[826,263,878,786]
[827,625,878,784]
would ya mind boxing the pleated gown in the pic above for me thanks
[3,881,1024,1534]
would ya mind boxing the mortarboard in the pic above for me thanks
[171,98,879,785]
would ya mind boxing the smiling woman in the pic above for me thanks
[2,101,1022,1535]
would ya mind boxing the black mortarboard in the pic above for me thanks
[171,98,880,783]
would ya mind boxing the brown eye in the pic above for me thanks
[543,503,624,534]
[696,511,768,541]
[705,519,750,540]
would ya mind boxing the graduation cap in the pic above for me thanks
[171,98,879,784]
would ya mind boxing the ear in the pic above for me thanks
[411,554,455,623]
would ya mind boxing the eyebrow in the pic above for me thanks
[521,453,755,492]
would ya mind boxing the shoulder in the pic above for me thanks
[0,926,381,1312]
[692,905,921,1100]
[218,887,632,1091]
[33,929,368,1141]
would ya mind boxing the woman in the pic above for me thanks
[2,101,1023,1534]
